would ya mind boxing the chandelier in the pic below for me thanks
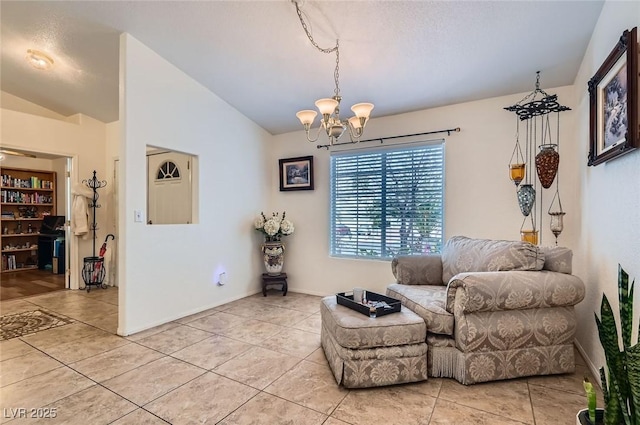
[293,1,374,146]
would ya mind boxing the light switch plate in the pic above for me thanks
[134,210,143,222]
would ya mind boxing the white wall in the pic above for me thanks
[270,86,578,296]
[119,34,271,335]
[1,91,68,121]
[572,1,640,379]
[1,108,109,288]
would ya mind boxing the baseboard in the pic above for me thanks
[574,339,602,388]
[286,287,331,297]
[117,290,261,336]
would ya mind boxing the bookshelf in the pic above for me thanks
[1,167,57,273]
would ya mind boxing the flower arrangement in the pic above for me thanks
[254,211,294,242]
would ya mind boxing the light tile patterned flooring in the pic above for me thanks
[0,287,601,424]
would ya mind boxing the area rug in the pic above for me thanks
[0,309,73,340]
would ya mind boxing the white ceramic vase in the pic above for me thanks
[262,241,285,275]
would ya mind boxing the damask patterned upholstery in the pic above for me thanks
[445,270,585,313]
[386,283,454,336]
[320,296,428,388]
[539,246,573,274]
[391,255,444,286]
[441,236,545,283]
[387,237,585,385]
[320,296,426,349]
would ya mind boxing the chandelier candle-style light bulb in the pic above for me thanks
[348,116,362,129]
[351,103,374,119]
[296,110,318,129]
[315,98,339,116]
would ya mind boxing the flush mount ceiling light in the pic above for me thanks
[26,49,54,70]
[292,1,374,147]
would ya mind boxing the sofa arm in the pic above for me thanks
[445,270,585,313]
[392,255,444,286]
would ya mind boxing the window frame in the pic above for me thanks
[329,140,445,260]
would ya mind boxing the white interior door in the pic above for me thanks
[147,152,192,225]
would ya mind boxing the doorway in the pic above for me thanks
[0,152,74,301]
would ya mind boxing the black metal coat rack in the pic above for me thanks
[81,170,109,291]
[84,170,106,257]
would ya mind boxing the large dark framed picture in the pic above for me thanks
[279,156,314,191]
[588,27,638,166]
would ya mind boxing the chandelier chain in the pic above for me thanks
[294,1,340,97]
[334,41,340,98]
[294,2,337,54]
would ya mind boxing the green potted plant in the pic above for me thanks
[577,265,639,425]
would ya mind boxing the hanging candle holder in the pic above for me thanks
[508,124,526,186]
[548,189,566,245]
[517,184,536,216]
[536,143,559,188]
[520,215,538,245]
[505,72,571,245]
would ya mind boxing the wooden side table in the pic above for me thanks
[262,272,287,296]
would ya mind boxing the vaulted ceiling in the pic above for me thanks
[1,1,604,135]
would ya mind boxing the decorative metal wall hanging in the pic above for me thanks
[505,72,570,245]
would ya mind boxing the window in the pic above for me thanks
[156,161,181,180]
[330,142,444,259]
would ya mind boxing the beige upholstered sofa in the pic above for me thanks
[386,236,585,385]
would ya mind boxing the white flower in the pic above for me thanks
[254,216,265,230]
[280,219,294,235]
[263,218,280,236]
[254,211,294,241]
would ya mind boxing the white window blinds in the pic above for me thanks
[330,142,444,259]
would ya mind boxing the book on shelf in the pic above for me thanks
[1,174,52,189]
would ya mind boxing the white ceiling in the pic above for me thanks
[1,1,604,135]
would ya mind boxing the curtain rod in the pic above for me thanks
[316,127,461,150]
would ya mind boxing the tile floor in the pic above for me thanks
[0,287,601,424]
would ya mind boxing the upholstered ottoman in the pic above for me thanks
[320,295,428,388]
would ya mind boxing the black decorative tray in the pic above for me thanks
[336,291,401,317]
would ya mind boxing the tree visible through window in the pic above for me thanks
[330,142,444,259]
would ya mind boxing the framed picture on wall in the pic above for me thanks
[588,27,638,166]
[279,156,314,191]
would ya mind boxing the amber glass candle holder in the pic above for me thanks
[509,163,525,186]
[520,230,539,245]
